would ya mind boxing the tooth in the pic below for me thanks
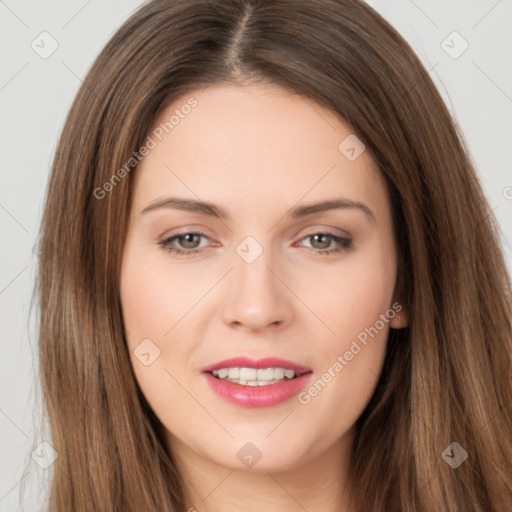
[239,368,257,380]
[217,368,229,379]
[212,366,300,383]
[246,380,259,386]
[257,368,274,380]
[274,367,285,379]
[227,368,240,379]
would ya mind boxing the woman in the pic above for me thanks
[34,0,512,510]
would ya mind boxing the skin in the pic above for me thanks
[119,82,408,512]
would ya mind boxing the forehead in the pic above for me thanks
[132,83,386,216]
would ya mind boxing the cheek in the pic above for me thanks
[120,245,203,346]
[300,316,391,441]
[119,243,215,401]
[119,245,178,392]
[303,247,397,346]
[119,246,188,415]
[298,248,396,421]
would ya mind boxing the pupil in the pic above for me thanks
[181,234,199,248]
[312,234,330,249]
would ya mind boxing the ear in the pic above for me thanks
[389,303,408,329]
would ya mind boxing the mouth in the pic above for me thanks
[207,367,307,386]
[201,357,313,408]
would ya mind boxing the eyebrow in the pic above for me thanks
[141,196,376,222]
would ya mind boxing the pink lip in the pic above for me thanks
[201,356,312,374]
[203,372,313,408]
[201,357,313,408]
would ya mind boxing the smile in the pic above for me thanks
[210,366,302,385]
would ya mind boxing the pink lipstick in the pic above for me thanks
[202,356,313,408]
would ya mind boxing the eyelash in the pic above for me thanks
[158,231,352,257]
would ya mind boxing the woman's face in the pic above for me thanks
[120,82,406,473]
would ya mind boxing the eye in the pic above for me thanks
[297,233,352,255]
[158,232,211,256]
[158,231,352,257]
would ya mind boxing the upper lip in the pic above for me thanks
[201,357,312,375]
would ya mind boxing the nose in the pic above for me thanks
[221,246,295,332]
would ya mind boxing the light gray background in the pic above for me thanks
[1,1,511,510]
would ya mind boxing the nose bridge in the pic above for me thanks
[233,233,279,303]
[222,233,293,330]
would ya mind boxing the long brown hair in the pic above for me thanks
[32,0,512,510]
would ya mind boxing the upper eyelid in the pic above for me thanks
[161,223,352,239]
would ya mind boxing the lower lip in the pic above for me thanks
[203,372,313,408]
